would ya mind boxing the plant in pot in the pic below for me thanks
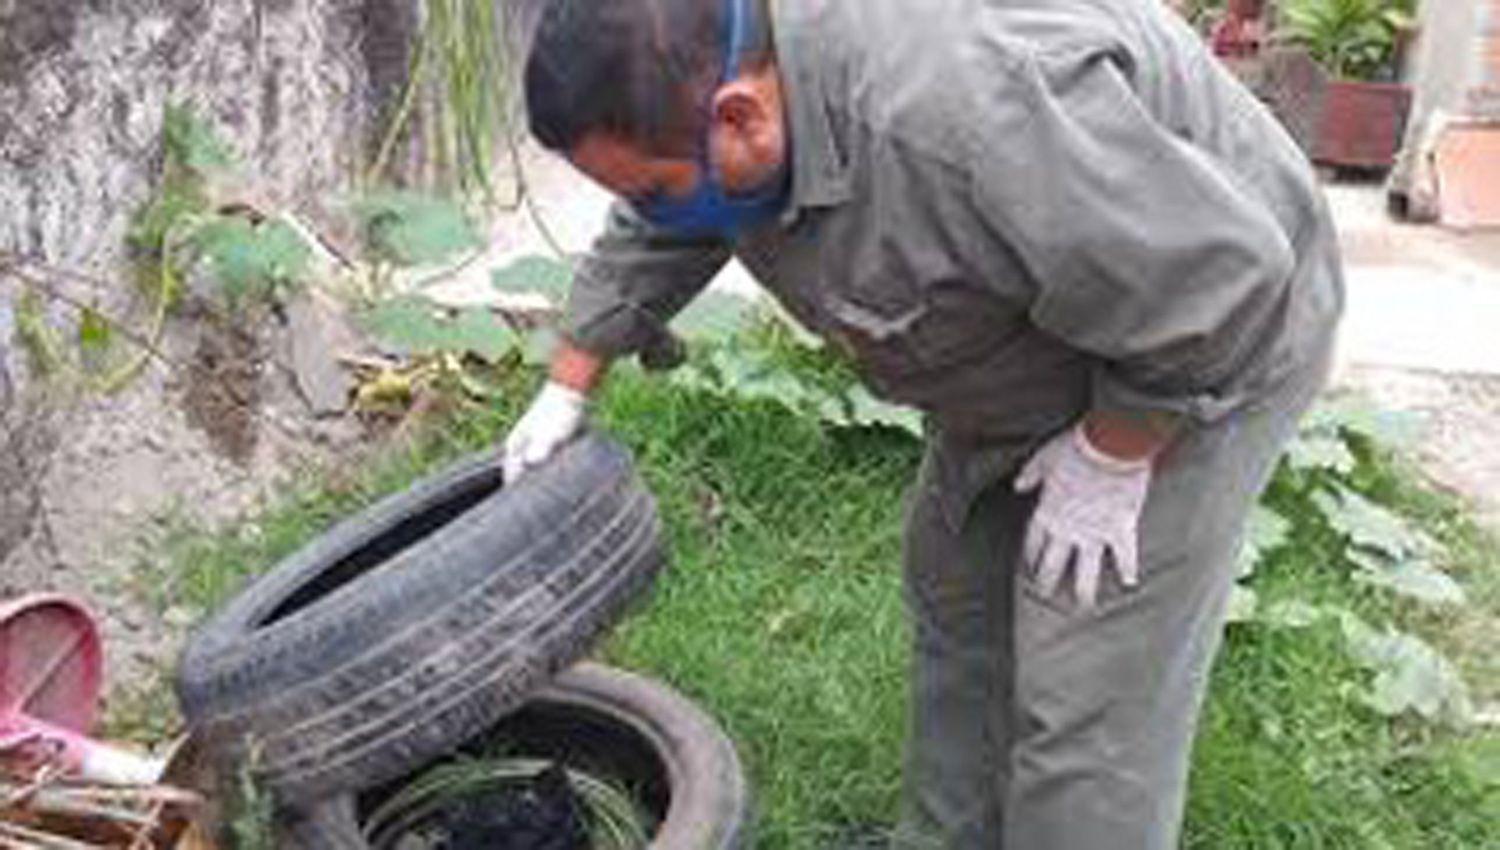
[1280,0,1418,168]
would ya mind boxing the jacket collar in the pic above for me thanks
[770,0,853,223]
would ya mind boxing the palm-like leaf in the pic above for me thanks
[1280,0,1401,79]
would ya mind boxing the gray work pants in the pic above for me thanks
[895,355,1330,849]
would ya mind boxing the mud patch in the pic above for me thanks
[1338,366,1500,531]
[182,320,262,464]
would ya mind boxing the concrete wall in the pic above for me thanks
[0,0,429,687]
[1389,0,1489,211]
[0,0,388,266]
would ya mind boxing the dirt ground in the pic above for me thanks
[1326,182,1500,532]
[0,305,367,704]
[1335,367,1500,530]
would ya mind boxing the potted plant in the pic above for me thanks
[1280,0,1417,168]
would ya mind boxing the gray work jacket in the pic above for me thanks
[561,0,1345,527]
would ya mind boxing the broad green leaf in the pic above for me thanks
[709,346,809,405]
[361,296,453,356]
[162,102,235,174]
[838,386,923,438]
[357,191,481,267]
[670,313,920,440]
[1313,487,1435,559]
[673,291,761,343]
[444,308,518,363]
[1236,504,1293,579]
[1255,603,1475,726]
[1347,547,1466,605]
[190,218,260,294]
[1285,432,1357,475]
[491,255,573,302]
[1303,397,1424,450]
[1337,612,1473,726]
[676,342,836,422]
[1226,584,1258,624]
[190,218,311,305]
[360,296,517,362]
[1354,562,1466,606]
[257,220,314,276]
[522,326,559,367]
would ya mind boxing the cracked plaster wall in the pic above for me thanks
[0,0,423,688]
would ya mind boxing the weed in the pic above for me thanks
[367,0,521,203]
[6,103,316,399]
[229,743,276,850]
[363,756,650,850]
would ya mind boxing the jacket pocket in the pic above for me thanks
[825,276,1009,401]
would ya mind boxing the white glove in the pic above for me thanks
[503,381,588,483]
[1014,424,1153,610]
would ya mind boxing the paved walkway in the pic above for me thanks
[1329,184,1500,378]
[1326,183,1500,528]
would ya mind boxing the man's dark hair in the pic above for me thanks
[524,0,773,157]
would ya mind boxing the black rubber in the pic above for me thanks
[296,662,750,850]
[276,797,366,850]
[175,434,666,803]
[528,663,750,850]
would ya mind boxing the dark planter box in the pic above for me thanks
[1314,80,1414,168]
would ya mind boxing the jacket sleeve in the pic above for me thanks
[971,47,1297,424]
[563,201,733,361]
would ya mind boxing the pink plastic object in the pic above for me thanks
[0,594,103,731]
[0,594,163,785]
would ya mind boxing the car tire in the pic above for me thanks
[296,663,751,850]
[176,433,665,803]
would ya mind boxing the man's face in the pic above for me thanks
[567,66,789,208]
[569,134,705,205]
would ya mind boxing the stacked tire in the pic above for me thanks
[175,434,748,848]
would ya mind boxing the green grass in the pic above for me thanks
[598,376,914,847]
[127,367,1500,849]
[1351,447,1500,710]
[1188,566,1499,850]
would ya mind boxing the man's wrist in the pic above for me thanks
[1081,410,1179,463]
[549,338,609,395]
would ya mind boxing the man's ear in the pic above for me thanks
[707,71,786,189]
[711,81,769,135]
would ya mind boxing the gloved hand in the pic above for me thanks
[1014,424,1153,610]
[503,381,588,483]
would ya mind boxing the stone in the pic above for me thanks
[284,289,362,417]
